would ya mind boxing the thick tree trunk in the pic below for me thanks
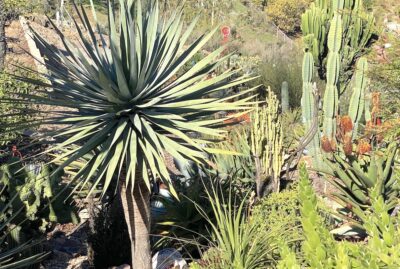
[120,176,152,269]
[0,0,6,71]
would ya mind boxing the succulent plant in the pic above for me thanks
[301,0,375,92]
[250,89,284,196]
[323,142,399,215]
[0,182,49,269]
[0,158,79,229]
[281,81,289,113]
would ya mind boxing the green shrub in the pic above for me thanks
[0,72,39,146]
[265,0,311,35]
[278,163,400,268]
[253,47,304,109]
[4,0,45,19]
[251,182,335,259]
[251,186,302,252]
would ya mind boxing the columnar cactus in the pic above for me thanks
[301,2,329,68]
[301,0,375,93]
[281,81,289,112]
[348,57,368,136]
[301,52,320,159]
[322,12,342,140]
[251,88,284,196]
[301,52,322,167]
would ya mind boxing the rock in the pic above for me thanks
[44,223,90,268]
[28,13,51,28]
[68,256,91,269]
[78,208,90,221]
[152,249,187,269]
[109,264,131,269]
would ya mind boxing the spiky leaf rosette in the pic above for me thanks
[3,0,256,196]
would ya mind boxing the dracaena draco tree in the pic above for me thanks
[1,0,257,267]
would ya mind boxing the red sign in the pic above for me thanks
[221,26,231,39]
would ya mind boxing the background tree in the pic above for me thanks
[265,0,312,35]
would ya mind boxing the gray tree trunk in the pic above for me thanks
[0,0,6,71]
[120,175,151,269]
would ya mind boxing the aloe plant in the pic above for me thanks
[323,142,399,215]
[2,1,255,267]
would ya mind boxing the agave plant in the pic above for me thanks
[2,0,256,267]
[323,142,400,220]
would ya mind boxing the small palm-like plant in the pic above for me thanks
[3,0,256,267]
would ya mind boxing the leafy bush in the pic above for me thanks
[251,182,335,259]
[253,46,304,108]
[265,0,311,35]
[251,186,303,253]
[0,72,39,146]
[4,0,45,19]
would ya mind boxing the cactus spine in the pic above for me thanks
[281,81,289,112]
[348,57,368,136]
[251,88,284,195]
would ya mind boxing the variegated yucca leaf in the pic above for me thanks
[4,0,256,196]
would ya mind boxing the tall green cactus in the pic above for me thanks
[301,0,375,93]
[301,3,329,67]
[348,57,368,136]
[251,88,284,196]
[301,52,320,160]
[281,81,289,112]
[322,12,342,139]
